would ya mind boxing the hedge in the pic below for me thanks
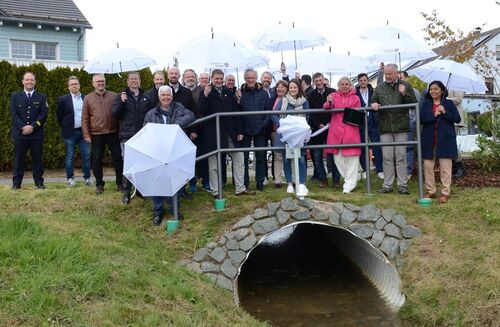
[0,60,156,171]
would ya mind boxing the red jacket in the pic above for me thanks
[323,88,361,156]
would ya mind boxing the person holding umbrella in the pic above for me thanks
[420,81,461,204]
[143,85,196,225]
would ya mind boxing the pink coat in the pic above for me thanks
[323,88,361,156]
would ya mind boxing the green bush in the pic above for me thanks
[476,111,493,136]
[0,61,154,171]
[473,107,500,172]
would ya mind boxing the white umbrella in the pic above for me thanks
[276,115,311,149]
[84,48,157,74]
[366,38,436,66]
[173,32,268,72]
[123,123,196,197]
[358,25,413,42]
[299,50,375,76]
[409,59,488,93]
[253,22,327,68]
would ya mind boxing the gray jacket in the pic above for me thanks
[143,102,195,128]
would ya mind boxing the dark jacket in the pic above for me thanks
[370,80,417,133]
[10,91,48,140]
[145,86,160,107]
[143,102,195,128]
[307,86,335,145]
[171,83,197,133]
[420,98,461,160]
[56,93,85,139]
[239,82,272,136]
[112,88,154,140]
[198,86,243,153]
[355,84,379,131]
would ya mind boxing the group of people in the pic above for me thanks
[10,63,462,225]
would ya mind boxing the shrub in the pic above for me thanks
[476,111,493,136]
[473,106,500,172]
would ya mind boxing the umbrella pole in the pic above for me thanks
[236,68,240,87]
[293,147,301,199]
[294,40,298,69]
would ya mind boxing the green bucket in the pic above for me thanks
[417,198,432,208]
[214,199,226,211]
[166,220,180,234]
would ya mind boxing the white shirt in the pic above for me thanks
[71,93,83,128]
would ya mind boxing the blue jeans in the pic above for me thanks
[243,135,267,188]
[284,153,307,184]
[359,128,383,173]
[64,128,90,179]
[311,148,327,182]
[152,191,181,217]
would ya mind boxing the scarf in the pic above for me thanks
[280,93,307,118]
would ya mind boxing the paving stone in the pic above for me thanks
[381,208,396,222]
[267,202,280,216]
[370,230,385,247]
[254,208,268,219]
[233,228,250,241]
[205,273,217,282]
[209,247,226,263]
[193,248,209,262]
[311,208,328,221]
[232,215,254,230]
[281,197,299,211]
[221,259,238,279]
[333,202,344,215]
[375,217,388,230]
[392,214,407,228]
[276,209,290,225]
[358,204,380,222]
[328,212,340,225]
[226,239,239,250]
[384,223,401,239]
[228,250,246,266]
[402,225,422,238]
[341,210,357,225]
[200,262,220,273]
[206,242,217,249]
[298,198,315,210]
[216,274,233,290]
[185,262,202,274]
[291,210,310,221]
[380,237,399,260]
[399,239,413,255]
[239,232,257,251]
[349,223,374,239]
[344,203,360,212]
[253,217,279,235]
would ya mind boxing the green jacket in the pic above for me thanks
[370,80,418,133]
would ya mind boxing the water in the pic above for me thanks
[238,224,400,327]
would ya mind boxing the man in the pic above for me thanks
[447,89,466,178]
[199,72,210,88]
[182,69,203,109]
[356,73,384,180]
[199,69,255,197]
[112,72,154,204]
[10,72,48,190]
[371,64,418,194]
[224,74,237,93]
[56,76,91,187]
[237,68,272,192]
[168,66,198,199]
[144,85,196,225]
[82,74,123,194]
[260,71,275,98]
[307,72,339,188]
[260,71,275,185]
[301,74,314,97]
[399,70,421,181]
[145,71,165,107]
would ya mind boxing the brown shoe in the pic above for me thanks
[439,194,449,204]
[236,189,256,196]
[423,192,437,199]
[319,180,328,188]
[275,183,282,188]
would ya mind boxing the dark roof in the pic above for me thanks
[0,0,92,28]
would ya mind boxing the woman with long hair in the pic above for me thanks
[270,80,288,188]
[420,80,461,203]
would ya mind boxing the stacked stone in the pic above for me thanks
[179,197,421,291]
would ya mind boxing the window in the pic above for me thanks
[496,45,500,62]
[11,40,57,60]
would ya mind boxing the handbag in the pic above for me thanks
[342,108,364,127]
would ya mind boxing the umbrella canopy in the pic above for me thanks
[84,48,157,74]
[299,50,375,76]
[123,123,196,197]
[173,32,268,72]
[366,38,436,66]
[253,22,327,67]
[358,25,413,42]
[276,115,311,149]
[409,59,488,93]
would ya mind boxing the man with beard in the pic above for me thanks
[112,72,154,204]
[224,74,237,94]
[199,72,210,88]
[145,71,165,107]
[237,68,272,192]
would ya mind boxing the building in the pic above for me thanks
[0,0,92,70]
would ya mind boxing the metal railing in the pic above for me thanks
[187,103,423,201]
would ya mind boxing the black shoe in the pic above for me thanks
[12,185,21,190]
[236,189,256,196]
[398,186,410,195]
[117,184,124,192]
[378,187,393,193]
[96,184,104,194]
[170,212,184,221]
[153,215,162,225]
[257,184,264,192]
[122,193,131,205]
[35,184,46,190]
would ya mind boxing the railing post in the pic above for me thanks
[364,109,372,195]
[216,113,223,200]
[414,103,424,200]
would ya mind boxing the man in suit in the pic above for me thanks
[10,71,48,190]
[56,76,91,187]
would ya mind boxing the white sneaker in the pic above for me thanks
[377,172,385,180]
[67,178,75,187]
[286,184,294,193]
[362,171,367,179]
[263,177,269,185]
[296,184,309,197]
[84,178,93,186]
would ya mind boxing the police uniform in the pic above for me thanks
[10,90,48,188]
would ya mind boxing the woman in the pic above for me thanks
[272,78,310,196]
[420,80,461,203]
[323,77,362,194]
[270,80,288,188]
[143,85,195,225]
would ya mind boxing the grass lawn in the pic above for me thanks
[0,177,498,326]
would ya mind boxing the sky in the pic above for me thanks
[73,0,499,75]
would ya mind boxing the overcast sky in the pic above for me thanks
[73,0,499,74]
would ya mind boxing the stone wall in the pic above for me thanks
[179,197,421,298]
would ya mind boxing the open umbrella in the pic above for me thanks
[123,123,196,197]
[299,48,375,76]
[366,38,436,67]
[173,32,268,72]
[253,22,327,68]
[84,48,157,74]
[409,59,487,93]
[358,25,413,42]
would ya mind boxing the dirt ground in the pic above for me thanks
[453,158,500,188]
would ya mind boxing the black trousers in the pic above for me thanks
[91,133,123,187]
[13,138,44,186]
